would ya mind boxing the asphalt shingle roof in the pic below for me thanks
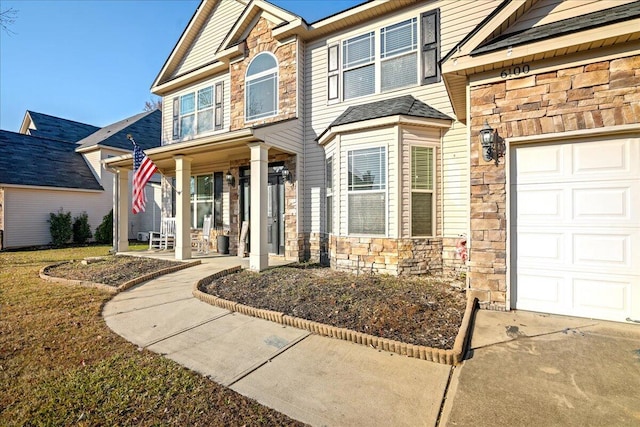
[26,111,100,143]
[319,95,452,140]
[76,109,161,151]
[0,131,103,190]
[472,1,640,55]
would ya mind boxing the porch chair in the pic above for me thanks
[149,217,176,250]
[192,215,212,254]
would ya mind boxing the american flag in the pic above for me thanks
[132,143,158,214]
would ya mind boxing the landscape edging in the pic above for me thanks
[193,267,478,366]
[40,259,202,294]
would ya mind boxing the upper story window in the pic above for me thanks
[381,18,417,91]
[172,82,224,140]
[246,52,278,122]
[328,10,439,102]
[343,32,375,100]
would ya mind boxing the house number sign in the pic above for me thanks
[500,64,530,79]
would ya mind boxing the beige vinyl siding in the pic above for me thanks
[261,121,304,155]
[161,73,231,145]
[173,0,246,78]
[503,0,637,36]
[3,187,108,248]
[338,127,397,237]
[82,150,102,181]
[303,0,495,236]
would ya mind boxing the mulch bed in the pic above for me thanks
[201,264,466,350]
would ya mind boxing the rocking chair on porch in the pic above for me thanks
[192,215,212,254]
[149,217,176,250]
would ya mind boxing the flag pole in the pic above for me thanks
[127,134,181,195]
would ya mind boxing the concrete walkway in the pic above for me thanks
[103,255,640,426]
[103,256,451,426]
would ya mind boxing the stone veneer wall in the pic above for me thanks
[229,17,297,130]
[469,54,640,306]
[326,236,444,276]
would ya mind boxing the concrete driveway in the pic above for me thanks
[441,310,640,426]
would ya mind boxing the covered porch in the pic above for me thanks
[103,124,300,272]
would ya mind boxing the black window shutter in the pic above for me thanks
[421,8,440,85]
[172,97,179,139]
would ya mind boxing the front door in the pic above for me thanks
[267,173,285,255]
[239,165,285,255]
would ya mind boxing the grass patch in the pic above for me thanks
[0,247,305,426]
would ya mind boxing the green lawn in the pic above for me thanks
[0,246,303,426]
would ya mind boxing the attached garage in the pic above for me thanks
[511,135,640,322]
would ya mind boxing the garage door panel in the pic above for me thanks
[517,232,564,263]
[517,271,564,307]
[573,233,632,269]
[572,139,630,176]
[513,136,639,322]
[514,144,564,182]
[572,182,637,224]
[515,188,563,219]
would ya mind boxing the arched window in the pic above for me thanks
[245,52,278,121]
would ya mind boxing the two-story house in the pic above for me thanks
[105,0,640,324]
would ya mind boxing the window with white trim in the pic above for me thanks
[246,52,278,121]
[343,32,375,100]
[326,156,333,234]
[327,12,439,101]
[348,147,386,235]
[381,18,417,91]
[411,146,434,236]
[190,173,223,228]
[172,82,224,140]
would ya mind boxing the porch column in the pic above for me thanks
[174,155,192,260]
[116,169,129,252]
[248,142,269,271]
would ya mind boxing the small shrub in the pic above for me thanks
[72,211,92,244]
[48,208,72,246]
[95,209,113,244]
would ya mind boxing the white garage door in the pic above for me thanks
[511,136,639,322]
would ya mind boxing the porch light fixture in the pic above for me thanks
[479,121,505,166]
[281,165,292,182]
[225,170,235,187]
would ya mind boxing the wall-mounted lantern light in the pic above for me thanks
[225,170,235,187]
[479,121,505,166]
[281,165,292,182]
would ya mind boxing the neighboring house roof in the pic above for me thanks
[75,109,161,152]
[0,130,103,191]
[22,111,100,142]
[472,1,640,55]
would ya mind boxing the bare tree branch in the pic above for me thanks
[144,97,162,112]
[0,8,18,35]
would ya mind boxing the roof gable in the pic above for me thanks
[18,111,99,143]
[75,109,161,152]
[0,131,103,190]
[152,0,247,91]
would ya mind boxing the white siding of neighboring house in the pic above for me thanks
[502,0,637,36]
[162,73,231,145]
[172,0,246,78]
[3,187,108,248]
[303,0,500,237]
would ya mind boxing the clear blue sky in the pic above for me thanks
[0,0,364,131]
